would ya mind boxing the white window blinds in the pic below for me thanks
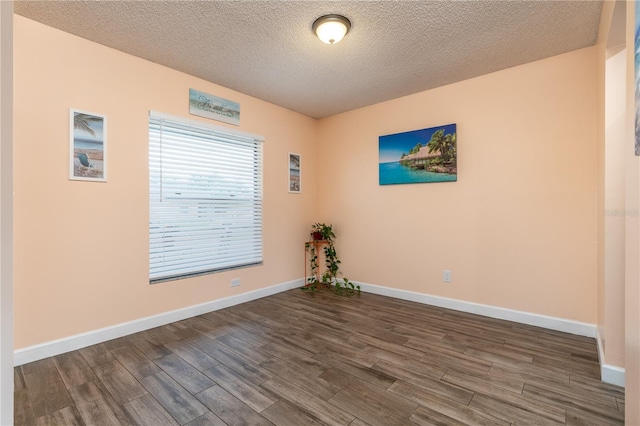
[149,111,263,283]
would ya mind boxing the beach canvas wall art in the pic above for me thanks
[379,123,457,185]
[289,153,301,193]
[636,0,640,155]
[189,88,240,126]
[70,109,107,182]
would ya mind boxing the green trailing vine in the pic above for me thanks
[305,241,320,292]
[334,278,360,297]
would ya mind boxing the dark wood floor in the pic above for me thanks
[14,289,624,425]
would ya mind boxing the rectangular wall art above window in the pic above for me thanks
[189,88,241,126]
[379,123,457,185]
[70,109,107,182]
[148,111,264,283]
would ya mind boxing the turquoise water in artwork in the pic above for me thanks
[74,137,103,150]
[379,162,456,185]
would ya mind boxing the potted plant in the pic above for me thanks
[311,222,334,241]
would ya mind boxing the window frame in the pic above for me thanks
[148,111,264,284]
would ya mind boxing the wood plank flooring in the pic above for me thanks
[14,289,625,425]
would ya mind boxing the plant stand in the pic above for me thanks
[304,240,330,288]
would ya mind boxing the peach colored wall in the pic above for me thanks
[13,16,318,349]
[317,47,598,323]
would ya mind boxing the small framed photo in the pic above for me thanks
[70,109,107,182]
[289,153,301,193]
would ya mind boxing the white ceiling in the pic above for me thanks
[15,0,603,119]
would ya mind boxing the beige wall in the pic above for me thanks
[13,16,318,349]
[317,47,598,323]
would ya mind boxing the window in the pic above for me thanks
[149,111,263,283]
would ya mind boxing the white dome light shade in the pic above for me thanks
[313,15,351,45]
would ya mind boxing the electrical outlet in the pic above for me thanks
[443,270,452,283]
[231,278,241,287]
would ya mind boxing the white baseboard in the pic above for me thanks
[14,278,303,366]
[355,281,597,337]
[596,328,626,387]
[601,364,625,387]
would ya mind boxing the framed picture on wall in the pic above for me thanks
[69,109,107,182]
[379,123,457,185]
[289,153,301,193]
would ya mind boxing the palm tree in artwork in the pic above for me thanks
[428,129,457,163]
[427,129,446,157]
[290,155,300,169]
[445,132,457,160]
[73,113,101,136]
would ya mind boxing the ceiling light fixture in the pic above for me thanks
[313,14,351,45]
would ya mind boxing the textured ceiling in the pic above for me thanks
[15,0,603,119]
